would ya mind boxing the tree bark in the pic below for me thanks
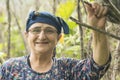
[6,0,11,58]
[77,0,86,59]
[112,41,120,80]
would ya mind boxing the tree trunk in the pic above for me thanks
[112,41,120,80]
[77,0,86,59]
[6,0,11,58]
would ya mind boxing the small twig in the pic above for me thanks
[70,17,120,40]
[106,0,120,23]
[82,1,88,15]
[108,0,120,15]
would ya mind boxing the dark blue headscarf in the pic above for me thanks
[26,11,69,34]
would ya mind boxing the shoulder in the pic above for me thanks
[0,56,28,79]
[0,56,27,69]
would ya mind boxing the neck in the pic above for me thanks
[30,53,53,64]
[29,51,53,73]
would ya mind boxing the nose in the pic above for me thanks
[38,30,47,40]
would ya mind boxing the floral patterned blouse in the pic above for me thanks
[0,55,111,80]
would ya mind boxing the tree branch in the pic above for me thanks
[70,16,120,40]
[11,11,29,54]
[108,0,120,16]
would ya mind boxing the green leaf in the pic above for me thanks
[55,0,78,34]
[56,0,76,19]
[0,13,5,23]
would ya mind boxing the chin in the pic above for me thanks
[35,48,49,53]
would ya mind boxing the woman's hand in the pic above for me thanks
[85,2,108,30]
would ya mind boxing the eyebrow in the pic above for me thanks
[31,26,57,30]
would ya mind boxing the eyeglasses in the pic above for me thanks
[28,27,57,35]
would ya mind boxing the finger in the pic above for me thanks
[102,6,108,16]
[92,3,100,16]
[97,6,104,17]
[96,6,108,18]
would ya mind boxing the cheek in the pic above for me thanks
[49,35,58,44]
[52,36,59,45]
[27,35,36,47]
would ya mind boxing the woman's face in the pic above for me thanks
[26,23,61,54]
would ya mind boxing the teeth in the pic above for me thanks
[36,42,48,44]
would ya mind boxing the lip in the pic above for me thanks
[35,42,49,44]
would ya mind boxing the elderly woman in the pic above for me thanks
[0,3,111,80]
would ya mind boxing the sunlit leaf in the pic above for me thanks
[0,13,5,23]
[56,0,76,19]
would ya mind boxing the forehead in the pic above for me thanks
[29,23,57,30]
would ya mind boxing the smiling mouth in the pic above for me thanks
[35,42,49,44]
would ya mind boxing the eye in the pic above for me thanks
[33,29,40,32]
[31,29,41,34]
[45,29,56,33]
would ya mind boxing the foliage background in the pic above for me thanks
[0,0,120,80]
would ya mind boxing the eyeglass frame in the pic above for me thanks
[28,27,58,35]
